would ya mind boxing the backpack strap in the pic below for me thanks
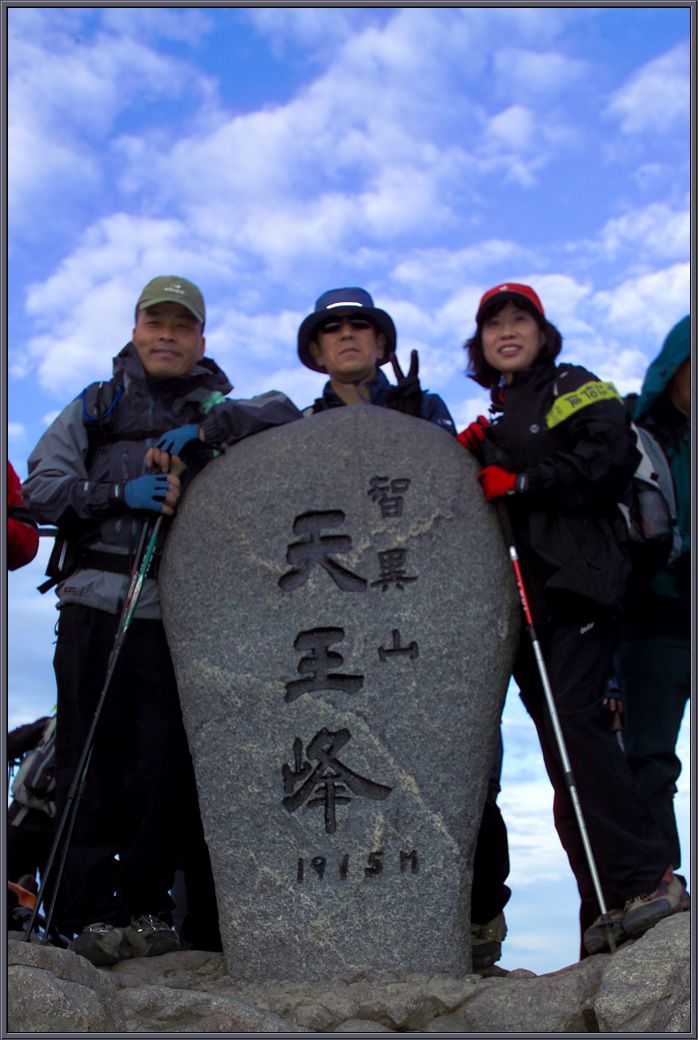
[82,378,122,469]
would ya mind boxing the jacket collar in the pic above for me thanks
[320,368,391,407]
[114,341,233,397]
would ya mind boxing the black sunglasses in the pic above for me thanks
[318,317,375,334]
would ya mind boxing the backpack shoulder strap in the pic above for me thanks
[82,378,123,469]
[632,423,682,563]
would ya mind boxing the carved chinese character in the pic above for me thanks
[279,510,367,592]
[368,476,411,518]
[285,628,364,702]
[282,729,392,834]
[371,549,417,591]
[378,628,419,661]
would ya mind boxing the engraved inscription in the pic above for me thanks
[296,850,420,882]
[378,628,419,661]
[279,511,367,592]
[368,476,411,518]
[282,729,392,834]
[400,849,419,874]
[371,549,417,591]
[285,628,364,702]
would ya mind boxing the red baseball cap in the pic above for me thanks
[476,283,545,322]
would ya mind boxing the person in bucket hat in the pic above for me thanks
[457,282,688,959]
[298,286,454,430]
[298,286,516,972]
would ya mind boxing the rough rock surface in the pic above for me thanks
[7,913,690,1033]
[593,911,691,1032]
[160,407,519,982]
[8,940,126,1033]
[118,984,303,1033]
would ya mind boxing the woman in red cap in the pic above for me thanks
[458,284,688,957]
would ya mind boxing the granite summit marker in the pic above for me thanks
[160,407,519,983]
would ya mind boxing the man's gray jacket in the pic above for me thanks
[24,342,301,618]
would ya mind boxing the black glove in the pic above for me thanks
[386,350,423,418]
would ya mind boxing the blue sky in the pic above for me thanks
[6,6,691,976]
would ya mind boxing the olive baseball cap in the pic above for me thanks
[136,276,205,325]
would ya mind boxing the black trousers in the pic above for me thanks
[6,803,54,886]
[52,604,210,936]
[471,730,511,925]
[614,615,690,871]
[513,593,671,946]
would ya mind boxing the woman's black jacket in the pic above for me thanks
[481,361,641,622]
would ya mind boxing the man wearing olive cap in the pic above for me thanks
[24,276,301,964]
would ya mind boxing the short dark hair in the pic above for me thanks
[464,295,562,388]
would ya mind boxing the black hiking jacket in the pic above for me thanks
[481,360,640,622]
[24,342,300,618]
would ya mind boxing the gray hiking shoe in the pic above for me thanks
[622,869,689,939]
[69,922,134,966]
[124,914,182,958]
[471,911,507,970]
[583,907,628,955]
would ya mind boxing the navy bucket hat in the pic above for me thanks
[297,287,397,372]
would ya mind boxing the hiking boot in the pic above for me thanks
[622,868,690,939]
[471,911,507,970]
[583,907,628,955]
[69,922,134,966]
[124,914,182,958]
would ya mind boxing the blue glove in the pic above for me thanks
[122,474,172,512]
[153,424,200,456]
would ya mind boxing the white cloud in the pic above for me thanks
[100,7,212,42]
[245,7,381,53]
[597,203,689,261]
[477,106,554,186]
[7,423,26,441]
[21,213,240,395]
[592,263,690,340]
[492,48,587,99]
[392,242,539,292]
[484,105,537,153]
[109,50,475,273]
[605,41,689,134]
[8,17,216,222]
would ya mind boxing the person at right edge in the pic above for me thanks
[458,283,689,959]
[614,316,690,877]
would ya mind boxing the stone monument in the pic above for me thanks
[160,406,519,983]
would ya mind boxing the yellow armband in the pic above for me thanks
[546,380,622,429]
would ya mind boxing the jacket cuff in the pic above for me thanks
[108,482,128,510]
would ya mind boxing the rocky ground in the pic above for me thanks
[8,911,690,1033]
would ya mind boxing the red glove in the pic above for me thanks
[478,465,525,501]
[457,415,490,454]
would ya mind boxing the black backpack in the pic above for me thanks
[11,716,56,824]
[549,366,681,581]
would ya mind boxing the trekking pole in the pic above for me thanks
[493,498,618,955]
[25,516,164,943]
